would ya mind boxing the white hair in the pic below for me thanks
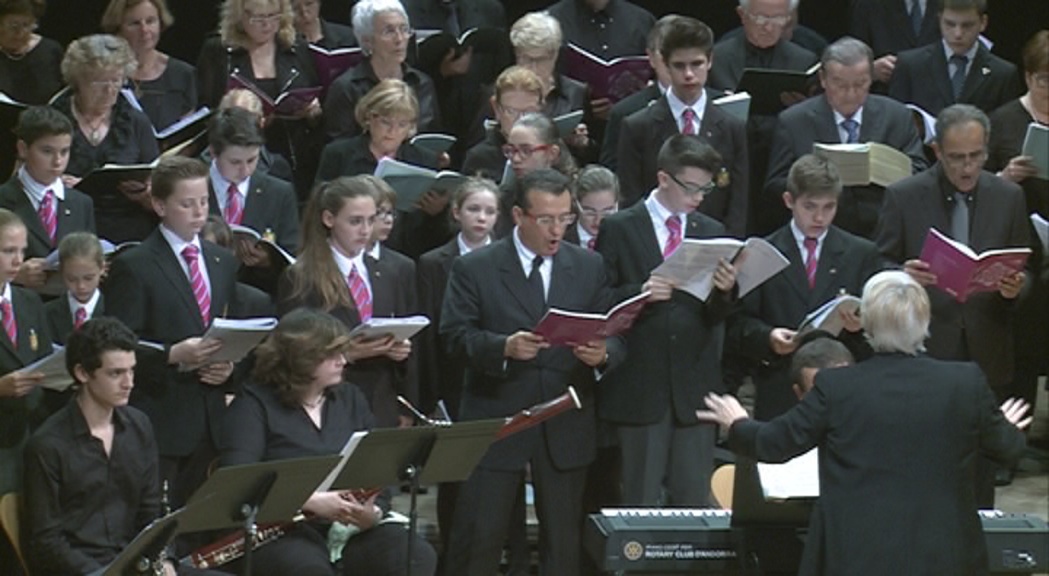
[510,12,562,54]
[351,0,409,48]
[861,270,930,355]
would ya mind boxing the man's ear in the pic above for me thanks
[782,190,794,210]
[73,364,90,387]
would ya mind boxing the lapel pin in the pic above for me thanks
[29,328,38,353]
[981,67,990,75]
[375,270,382,278]
[64,209,71,216]
[255,187,262,194]
[716,167,730,188]
[829,268,838,276]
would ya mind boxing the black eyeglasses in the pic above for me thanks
[668,173,717,196]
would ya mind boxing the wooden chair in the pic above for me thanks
[0,492,30,575]
[710,464,735,510]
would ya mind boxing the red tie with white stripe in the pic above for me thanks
[182,245,211,325]
[1,298,16,346]
[348,264,372,322]
[39,189,57,245]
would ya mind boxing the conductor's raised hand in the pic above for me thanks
[1000,397,1033,430]
[504,331,549,361]
[573,339,607,368]
[695,393,749,428]
[643,274,676,301]
[713,258,737,293]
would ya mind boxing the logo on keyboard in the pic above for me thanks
[623,541,643,562]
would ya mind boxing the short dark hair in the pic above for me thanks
[659,16,714,63]
[647,14,682,54]
[789,335,854,387]
[656,134,722,177]
[208,107,265,156]
[940,0,987,15]
[65,317,138,384]
[513,168,570,210]
[150,156,209,202]
[934,103,990,148]
[15,106,73,145]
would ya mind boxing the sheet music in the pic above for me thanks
[757,448,820,500]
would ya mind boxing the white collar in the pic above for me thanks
[67,288,101,318]
[330,241,367,279]
[159,225,202,257]
[832,105,864,128]
[17,165,66,207]
[942,38,979,64]
[665,87,707,125]
[456,232,489,255]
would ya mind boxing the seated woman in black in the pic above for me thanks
[219,308,438,576]
[0,0,63,105]
[51,34,160,243]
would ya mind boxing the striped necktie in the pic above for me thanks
[1,298,16,346]
[348,264,372,322]
[804,237,819,289]
[225,183,244,226]
[664,215,682,259]
[39,189,57,245]
[182,245,211,326]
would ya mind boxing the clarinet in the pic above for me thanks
[138,480,172,575]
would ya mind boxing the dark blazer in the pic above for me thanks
[43,292,106,346]
[0,286,56,492]
[729,354,1026,576]
[439,237,622,471]
[104,230,239,457]
[873,167,1030,393]
[277,246,420,428]
[728,225,880,419]
[849,0,942,60]
[0,177,96,259]
[596,201,733,425]
[312,19,358,50]
[315,134,440,183]
[461,127,508,182]
[708,35,818,94]
[765,94,927,238]
[322,59,441,141]
[195,36,321,109]
[208,172,300,255]
[600,82,662,171]
[888,42,1022,116]
[617,92,749,237]
[416,237,462,416]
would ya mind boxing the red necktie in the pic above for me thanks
[587,237,597,251]
[348,264,372,322]
[74,306,87,329]
[682,108,697,135]
[804,237,819,289]
[182,245,211,325]
[39,189,57,245]
[225,183,244,226]
[1,298,16,346]
[664,216,682,259]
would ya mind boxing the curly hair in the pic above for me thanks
[60,34,138,87]
[252,308,352,407]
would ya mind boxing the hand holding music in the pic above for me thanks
[504,331,549,361]
[169,336,223,366]
[14,257,47,288]
[643,274,676,302]
[417,189,450,216]
[573,339,607,368]
[198,361,234,386]
[713,258,738,293]
[903,259,937,286]
[997,155,1038,183]
[235,237,272,267]
[385,339,411,362]
[590,97,612,121]
[346,334,396,362]
[839,306,863,332]
[0,371,44,398]
[873,54,897,83]
[998,271,1024,300]
[1000,397,1033,430]
[695,393,749,429]
[769,328,797,355]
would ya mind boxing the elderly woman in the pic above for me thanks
[698,270,1032,576]
[462,65,544,182]
[0,0,62,104]
[196,0,323,199]
[509,11,595,158]
[101,0,196,132]
[321,0,439,141]
[292,0,356,49]
[220,308,437,576]
[51,34,159,243]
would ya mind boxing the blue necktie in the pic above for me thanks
[910,0,923,36]
[841,118,860,144]
[950,55,968,100]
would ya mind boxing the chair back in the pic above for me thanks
[0,492,29,574]
[711,464,735,509]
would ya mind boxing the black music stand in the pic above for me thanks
[177,455,342,576]
[731,457,814,575]
[88,507,184,576]
[330,419,506,576]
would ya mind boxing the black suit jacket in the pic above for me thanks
[596,201,733,425]
[765,94,927,238]
[728,225,880,419]
[277,246,420,427]
[0,177,96,259]
[0,286,54,467]
[43,292,106,346]
[873,167,1030,393]
[730,354,1025,576]
[322,59,441,140]
[416,238,462,416]
[617,92,749,237]
[849,0,942,59]
[208,172,300,254]
[104,230,239,457]
[888,42,1022,116]
[599,82,661,171]
[708,35,818,94]
[439,236,622,471]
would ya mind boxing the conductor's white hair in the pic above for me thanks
[861,270,930,355]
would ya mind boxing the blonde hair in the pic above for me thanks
[0,208,25,235]
[58,232,105,270]
[219,0,296,49]
[100,0,174,33]
[510,12,562,54]
[219,88,265,117]
[354,78,419,131]
[861,270,930,355]
[359,174,397,210]
[493,65,545,104]
[60,34,138,87]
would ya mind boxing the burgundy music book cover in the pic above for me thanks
[533,291,650,347]
[919,228,1030,302]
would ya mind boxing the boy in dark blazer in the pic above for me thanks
[105,157,239,506]
[596,135,738,507]
[729,154,880,420]
[0,106,95,292]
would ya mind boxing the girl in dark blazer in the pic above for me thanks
[43,232,107,345]
[277,175,414,427]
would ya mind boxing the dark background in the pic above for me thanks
[37,1,1049,78]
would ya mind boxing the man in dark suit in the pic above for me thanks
[729,154,880,420]
[597,135,737,507]
[440,169,623,575]
[873,103,1029,507]
[1,106,95,292]
[850,0,942,87]
[708,0,818,236]
[700,270,1031,576]
[888,0,1021,116]
[765,37,927,239]
[617,16,749,237]
[599,14,676,172]
[105,157,239,506]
